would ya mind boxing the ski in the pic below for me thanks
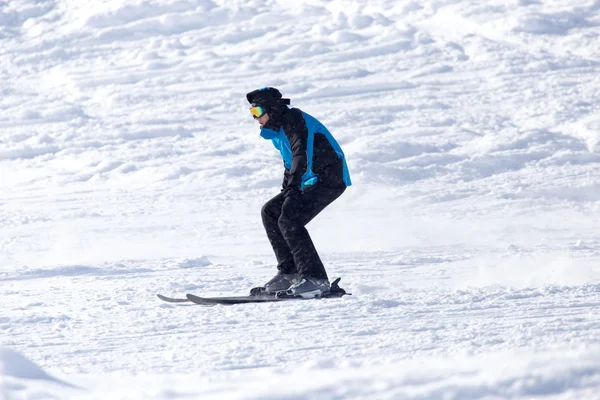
[185,278,350,305]
[186,293,281,305]
[157,294,190,303]
[159,278,350,306]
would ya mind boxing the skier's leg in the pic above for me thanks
[278,184,346,281]
[261,192,296,274]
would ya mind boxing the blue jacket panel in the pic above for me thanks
[260,110,351,189]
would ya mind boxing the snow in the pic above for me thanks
[2,0,600,398]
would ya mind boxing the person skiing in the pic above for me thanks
[246,87,352,298]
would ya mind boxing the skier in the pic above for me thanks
[247,87,352,298]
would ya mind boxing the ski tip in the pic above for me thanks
[186,293,205,302]
[185,293,222,306]
[157,294,189,303]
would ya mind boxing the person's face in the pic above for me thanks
[256,112,269,127]
[250,105,269,127]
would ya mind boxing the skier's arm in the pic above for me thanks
[281,168,290,191]
[284,109,308,190]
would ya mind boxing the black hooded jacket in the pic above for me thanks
[247,88,345,191]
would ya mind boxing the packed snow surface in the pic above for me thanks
[2,0,600,398]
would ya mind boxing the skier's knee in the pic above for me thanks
[261,202,270,219]
[261,200,278,221]
[278,215,295,232]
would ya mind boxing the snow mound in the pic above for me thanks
[0,347,54,381]
[177,256,212,268]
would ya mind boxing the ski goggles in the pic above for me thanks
[249,106,266,119]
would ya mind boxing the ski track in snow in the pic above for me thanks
[2,0,600,398]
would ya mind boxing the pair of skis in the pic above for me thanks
[157,278,349,305]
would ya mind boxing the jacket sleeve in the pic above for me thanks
[283,109,308,190]
[281,168,290,191]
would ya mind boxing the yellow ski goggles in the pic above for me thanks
[249,106,266,119]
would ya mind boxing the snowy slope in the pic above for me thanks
[2,0,600,398]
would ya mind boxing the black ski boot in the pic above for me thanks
[250,273,299,296]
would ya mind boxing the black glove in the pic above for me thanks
[283,186,301,200]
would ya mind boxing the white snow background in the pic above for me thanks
[2,0,600,398]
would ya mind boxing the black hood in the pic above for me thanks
[246,87,290,110]
[246,87,291,129]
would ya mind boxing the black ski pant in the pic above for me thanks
[261,183,346,281]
